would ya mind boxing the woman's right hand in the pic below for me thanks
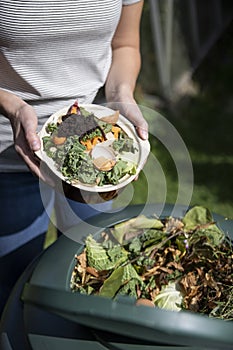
[0,90,53,184]
[10,102,42,174]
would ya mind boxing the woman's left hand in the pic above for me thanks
[106,94,148,141]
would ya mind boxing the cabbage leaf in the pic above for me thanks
[154,282,183,311]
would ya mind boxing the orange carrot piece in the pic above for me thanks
[92,136,104,146]
[111,126,121,139]
[53,135,66,145]
[82,139,92,151]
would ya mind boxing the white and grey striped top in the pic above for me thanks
[0,0,141,171]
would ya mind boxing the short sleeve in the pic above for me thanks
[122,0,142,5]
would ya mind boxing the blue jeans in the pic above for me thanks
[0,172,112,315]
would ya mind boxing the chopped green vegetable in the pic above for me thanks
[46,122,58,133]
[112,138,137,153]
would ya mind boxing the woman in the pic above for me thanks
[0,0,148,315]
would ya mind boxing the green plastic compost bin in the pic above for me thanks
[20,204,233,350]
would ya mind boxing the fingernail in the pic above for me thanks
[141,129,148,140]
[31,140,40,150]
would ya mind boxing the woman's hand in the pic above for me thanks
[0,90,53,184]
[10,103,41,173]
[106,91,148,140]
[106,91,149,181]
[11,103,54,185]
[121,98,148,141]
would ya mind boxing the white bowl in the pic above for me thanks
[36,104,150,194]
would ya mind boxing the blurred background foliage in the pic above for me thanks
[133,1,233,219]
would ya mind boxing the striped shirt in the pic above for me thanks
[0,0,141,171]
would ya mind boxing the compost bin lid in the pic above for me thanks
[22,204,233,350]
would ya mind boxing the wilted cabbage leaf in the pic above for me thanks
[183,206,225,247]
[112,215,163,244]
[154,282,183,311]
[183,206,213,231]
[192,225,225,247]
[86,235,127,271]
[99,264,141,298]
